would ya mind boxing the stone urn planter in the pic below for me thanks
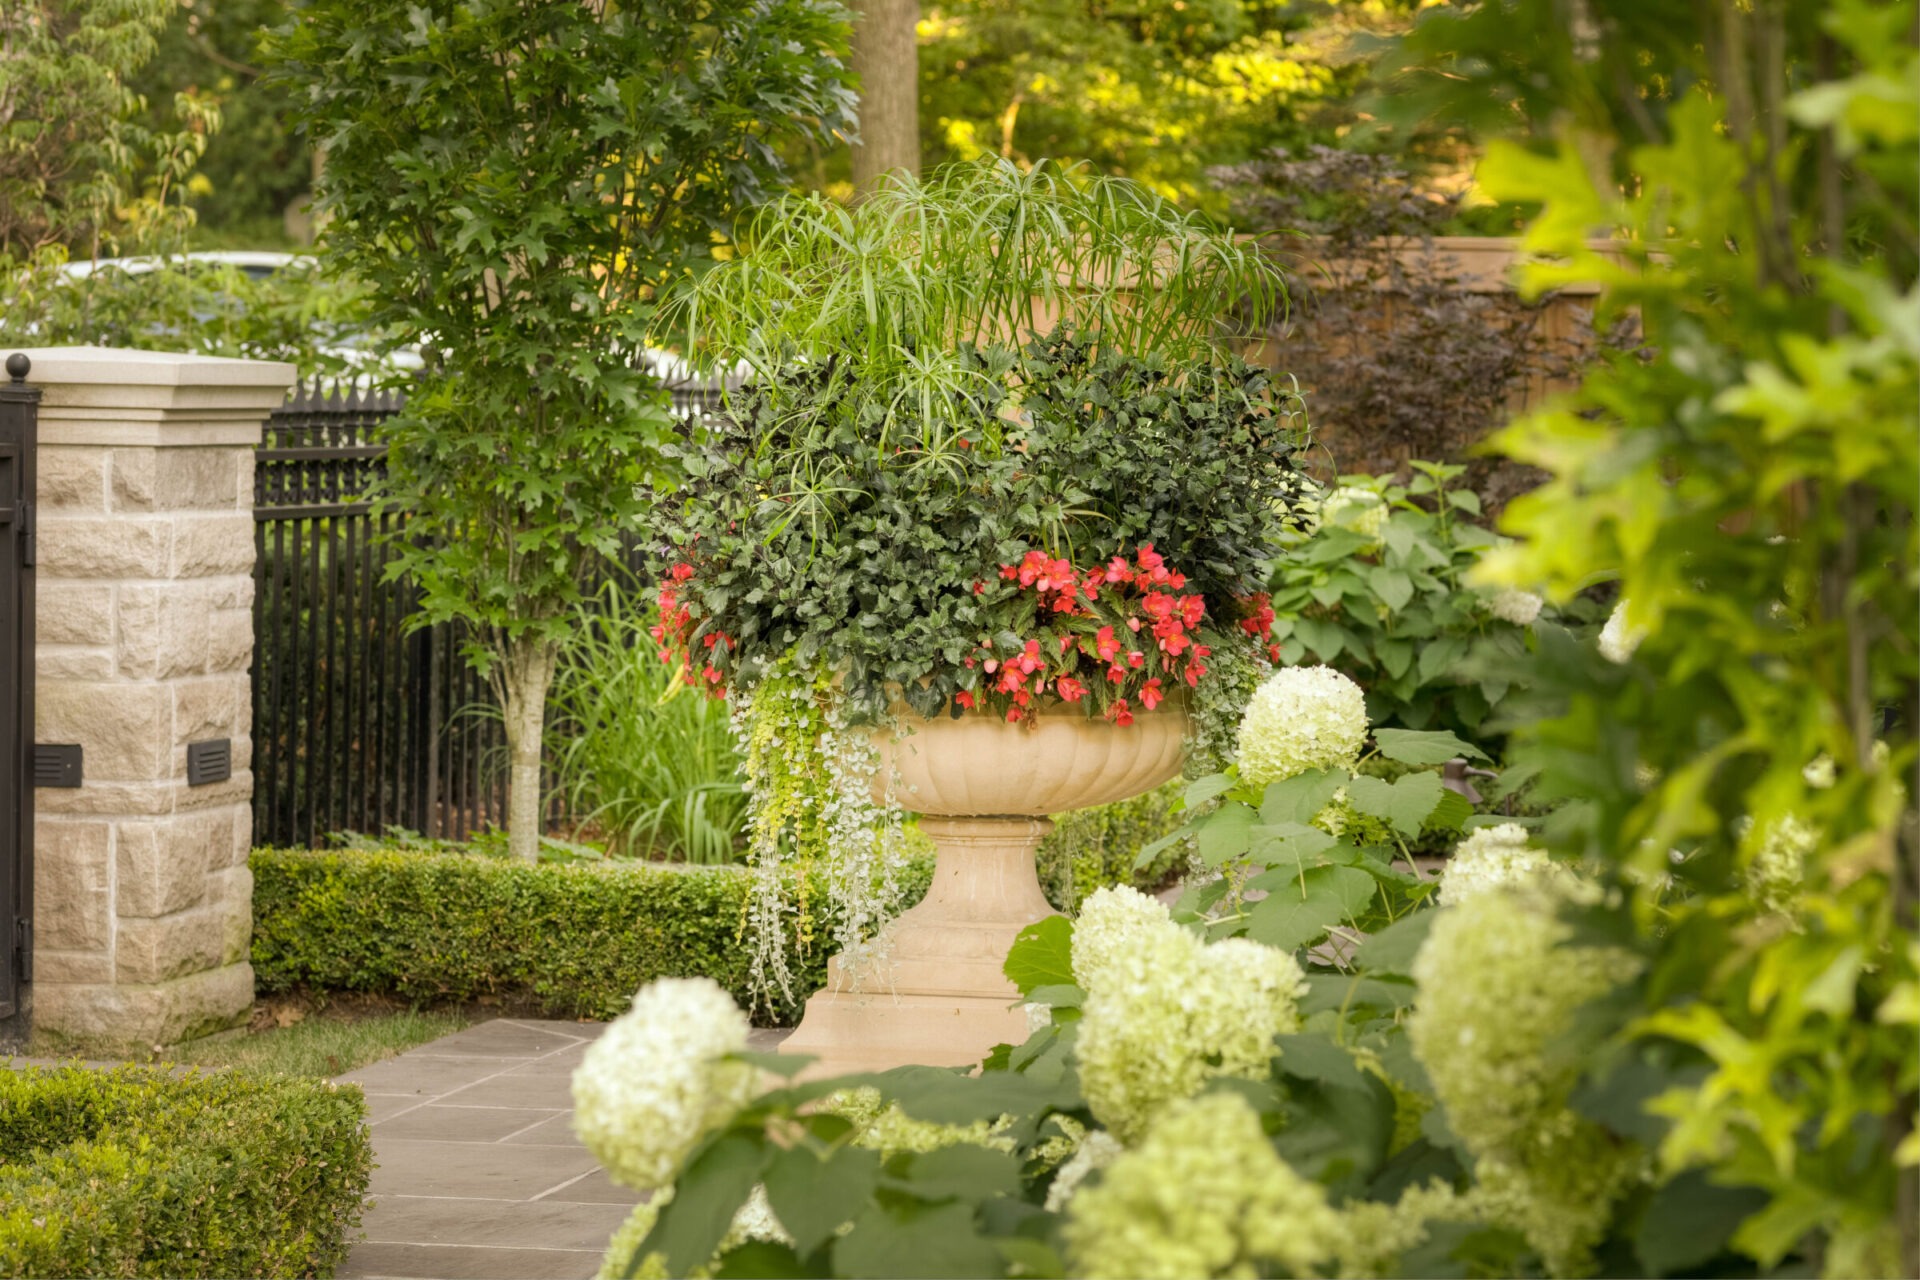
[780,701,1187,1078]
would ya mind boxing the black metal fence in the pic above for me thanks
[250,377,721,849]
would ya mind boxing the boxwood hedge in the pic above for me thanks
[0,1065,371,1278]
[251,785,1186,1024]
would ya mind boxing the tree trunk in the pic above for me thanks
[849,0,920,197]
[500,635,559,862]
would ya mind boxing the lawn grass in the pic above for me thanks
[23,995,473,1078]
[164,1005,472,1077]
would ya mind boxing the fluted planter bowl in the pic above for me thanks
[782,701,1188,1079]
[874,700,1189,815]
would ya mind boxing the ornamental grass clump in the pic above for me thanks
[646,158,1314,1007]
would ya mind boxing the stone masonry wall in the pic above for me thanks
[23,348,293,1046]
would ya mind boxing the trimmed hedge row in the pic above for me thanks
[252,782,1187,1023]
[250,850,934,1023]
[0,1065,371,1278]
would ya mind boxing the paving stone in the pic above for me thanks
[360,1093,433,1124]
[367,1138,599,1201]
[407,1020,589,1060]
[359,1196,633,1251]
[336,1242,601,1280]
[338,1055,514,1097]
[499,1112,581,1147]
[374,1105,569,1143]
[442,1066,580,1110]
[541,1167,641,1206]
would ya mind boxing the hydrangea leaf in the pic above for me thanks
[712,1241,813,1278]
[1257,769,1345,826]
[1003,915,1074,995]
[764,1143,881,1256]
[1196,800,1257,866]
[1248,823,1340,876]
[1246,865,1376,951]
[1183,772,1235,809]
[1346,771,1446,836]
[1372,727,1490,766]
[1353,909,1436,975]
[641,1131,770,1276]
[833,1201,1007,1279]
[886,1143,1024,1202]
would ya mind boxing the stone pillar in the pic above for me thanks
[21,348,293,1047]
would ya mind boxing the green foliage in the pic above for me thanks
[1035,780,1187,912]
[1400,1,1920,1273]
[0,0,209,258]
[650,333,1307,726]
[1267,463,1595,742]
[685,158,1288,420]
[128,0,310,244]
[0,1064,372,1278]
[547,579,748,864]
[1169,725,1478,955]
[248,847,934,1025]
[269,0,859,855]
[0,256,394,378]
[913,2,1408,210]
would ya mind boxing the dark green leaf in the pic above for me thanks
[1196,801,1258,867]
[764,1144,881,1255]
[1353,910,1436,975]
[1635,1170,1769,1276]
[640,1132,769,1276]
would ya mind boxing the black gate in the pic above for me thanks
[252,383,506,849]
[0,353,38,1038]
[250,376,723,850]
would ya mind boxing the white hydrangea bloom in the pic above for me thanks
[1236,665,1369,790]
[573,978,756,1192]
[1745,813,1817,914]
[1044,1128,1124,1211]
[1070,885,1172,992]
[1063,1091,1342,1280]
[1439,824,1565,905]
[1076,905,1306,1143]
[1408,880,1644,1275]
[1487,588,1545,626]
[1320,486,1387,542]
[1597,600,1647,663]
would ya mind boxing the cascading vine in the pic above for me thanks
[728,656,907,1014]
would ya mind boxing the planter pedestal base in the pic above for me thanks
[781,816,1053,1079]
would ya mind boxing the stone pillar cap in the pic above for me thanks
[12,346,297,391]
[9,347,300,445]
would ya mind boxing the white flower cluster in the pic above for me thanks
[1063,1091,1343,1280]
[572,978,756,1193]
[1487,587,1545,626]
[1598,599,1647,663]
[818,1085,1016,1158]
[1319,485,1388,543]
[1409,880,1645,1275]
[1802,753,1837,789]
[1073,886,1306,1143]
[1044,1127,1124,1211]
[1745,813,1817,914]
[1439,823,1565,905]
[1235,665,1369,790]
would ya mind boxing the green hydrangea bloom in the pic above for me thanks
[1236,665,1368,790]
[1409,882,1645,1276]
[1064,1091,1342,1279]
[1075,890,1306,1143]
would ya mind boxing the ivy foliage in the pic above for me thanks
[648,332,1310,723]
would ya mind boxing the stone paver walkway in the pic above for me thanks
[335,1018,784,1280]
